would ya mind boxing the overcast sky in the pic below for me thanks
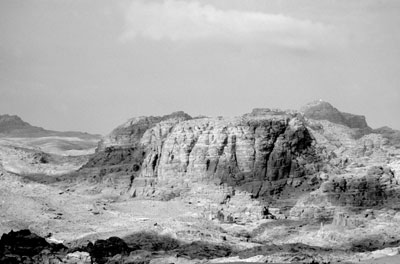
[1,0,399,135]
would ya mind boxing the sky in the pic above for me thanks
[1,0,399,135]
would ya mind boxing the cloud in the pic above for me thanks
[120,0,331,49]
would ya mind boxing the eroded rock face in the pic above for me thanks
[84,110,320,201]
[290,166,400,220]
[321,166,400,208]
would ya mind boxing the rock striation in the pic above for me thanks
[83,109,321,201]
[290,165,400,221]
[81,102,400,219]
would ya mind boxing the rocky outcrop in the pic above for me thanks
[79,111,192,193]
[0,229,67,263]
[301,100,371,134]
[290,166,400,220]
[320,166,400,208]
[89,237,130,264]
[83,109,321,201]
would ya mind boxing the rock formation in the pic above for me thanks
[2,101,400,264]
[83,109,322,203]
[301,100,371,137]
[321,166,399,208]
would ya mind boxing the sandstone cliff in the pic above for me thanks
[83,109,321,203]
[81,102,400,219]
[289,114,400,220]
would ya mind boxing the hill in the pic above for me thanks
[0,114,100,139]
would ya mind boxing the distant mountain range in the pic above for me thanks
[0,114,100,139]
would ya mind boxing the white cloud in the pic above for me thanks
[120,0,331,49]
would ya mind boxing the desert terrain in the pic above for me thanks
[1,102,400,264]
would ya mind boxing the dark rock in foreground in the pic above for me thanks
[0,229,234,264]
[0,229,67,263]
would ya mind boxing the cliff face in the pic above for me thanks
[320,166,399,208]
[83,110,320,200]
[290,165,400,221]
[78,103,400,219]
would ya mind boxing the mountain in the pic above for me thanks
[300,100,372,137]
[81,108,322,203]
[0,114,35,134]
[0,114,101,174]
[1,103,400,264]
[79,102,400,210]
[300,100,400,146]
[0,114,100,139]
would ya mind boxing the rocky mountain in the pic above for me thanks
[82,108,323,204]
[2,102,400,264]
[80,102,400,211]
[301,100,371,137]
